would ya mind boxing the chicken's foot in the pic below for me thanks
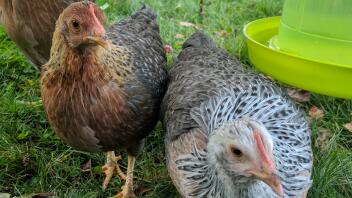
[114,155,136,198]
[102,151,126,189]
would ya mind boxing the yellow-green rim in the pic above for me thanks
[243,16,352,69]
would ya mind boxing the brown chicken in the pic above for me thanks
[0,0,94,68]
[40,1,166,197]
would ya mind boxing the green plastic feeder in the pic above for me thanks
[243,0,352,98]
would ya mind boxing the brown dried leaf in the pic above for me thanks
[134,184,153,196]
[22,153,30,167]
[287,88,310,102]
[163,45,173,54]
[343,122,352,132]
[178,21,200,29]
[308,106,324,119]
[175,34,185,39]
[215,30,228,38]
[178,21,195,27]
[81,159,92,172]
[315,128,332,150]
[264,74,275,82]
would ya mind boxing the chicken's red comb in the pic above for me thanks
[88,4,105,36]
[254,129,275,172]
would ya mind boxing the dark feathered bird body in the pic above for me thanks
[162,32,312,197]
[41,5,166,155]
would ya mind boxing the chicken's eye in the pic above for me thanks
[72,20,80,29]
[231,147,243,157]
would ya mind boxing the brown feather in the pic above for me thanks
[166,128,207,196]
[0,0,95,67]
[41,3,166,155]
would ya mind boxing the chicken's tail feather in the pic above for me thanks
[182,31,217,49]
[131,4,157,21]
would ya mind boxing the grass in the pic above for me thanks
[0,0,352,197]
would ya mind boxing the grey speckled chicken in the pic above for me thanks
[41,2,166,197]
[0,0,94,67]
[162,32,312,198]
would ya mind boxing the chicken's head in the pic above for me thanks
[207,118,283,197]
[58,1,107,49]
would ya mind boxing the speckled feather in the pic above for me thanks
[162,32,312,197]
[41,5,167,156]
[0,0,95,67]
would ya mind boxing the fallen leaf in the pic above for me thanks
[308,106,324,119]
[315,128,332,150]
[134,184,153,196]
[100,3,109,10]
[215,30,228,38]
[163,45,173,54]
[178,21,199,29]
[178,21,195,27]
[287,88,310,102]
[175,34,185,39]
[22,153,30,167]
[0,193,11,198]
[343,122,352,132]
[263,74,275,82]
[81,159,92,172]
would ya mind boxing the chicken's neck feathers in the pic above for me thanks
[44,30,133,86]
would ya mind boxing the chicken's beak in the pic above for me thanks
[85,36,109,50]
[247,169,284,197]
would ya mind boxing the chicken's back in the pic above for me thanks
[0,0,95,67]
[162,31,275,140]
[107,6,166,99]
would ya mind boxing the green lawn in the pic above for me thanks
[1,0,352,197]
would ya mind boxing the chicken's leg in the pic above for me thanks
[102,151,126,189]
[115,155,136,198]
